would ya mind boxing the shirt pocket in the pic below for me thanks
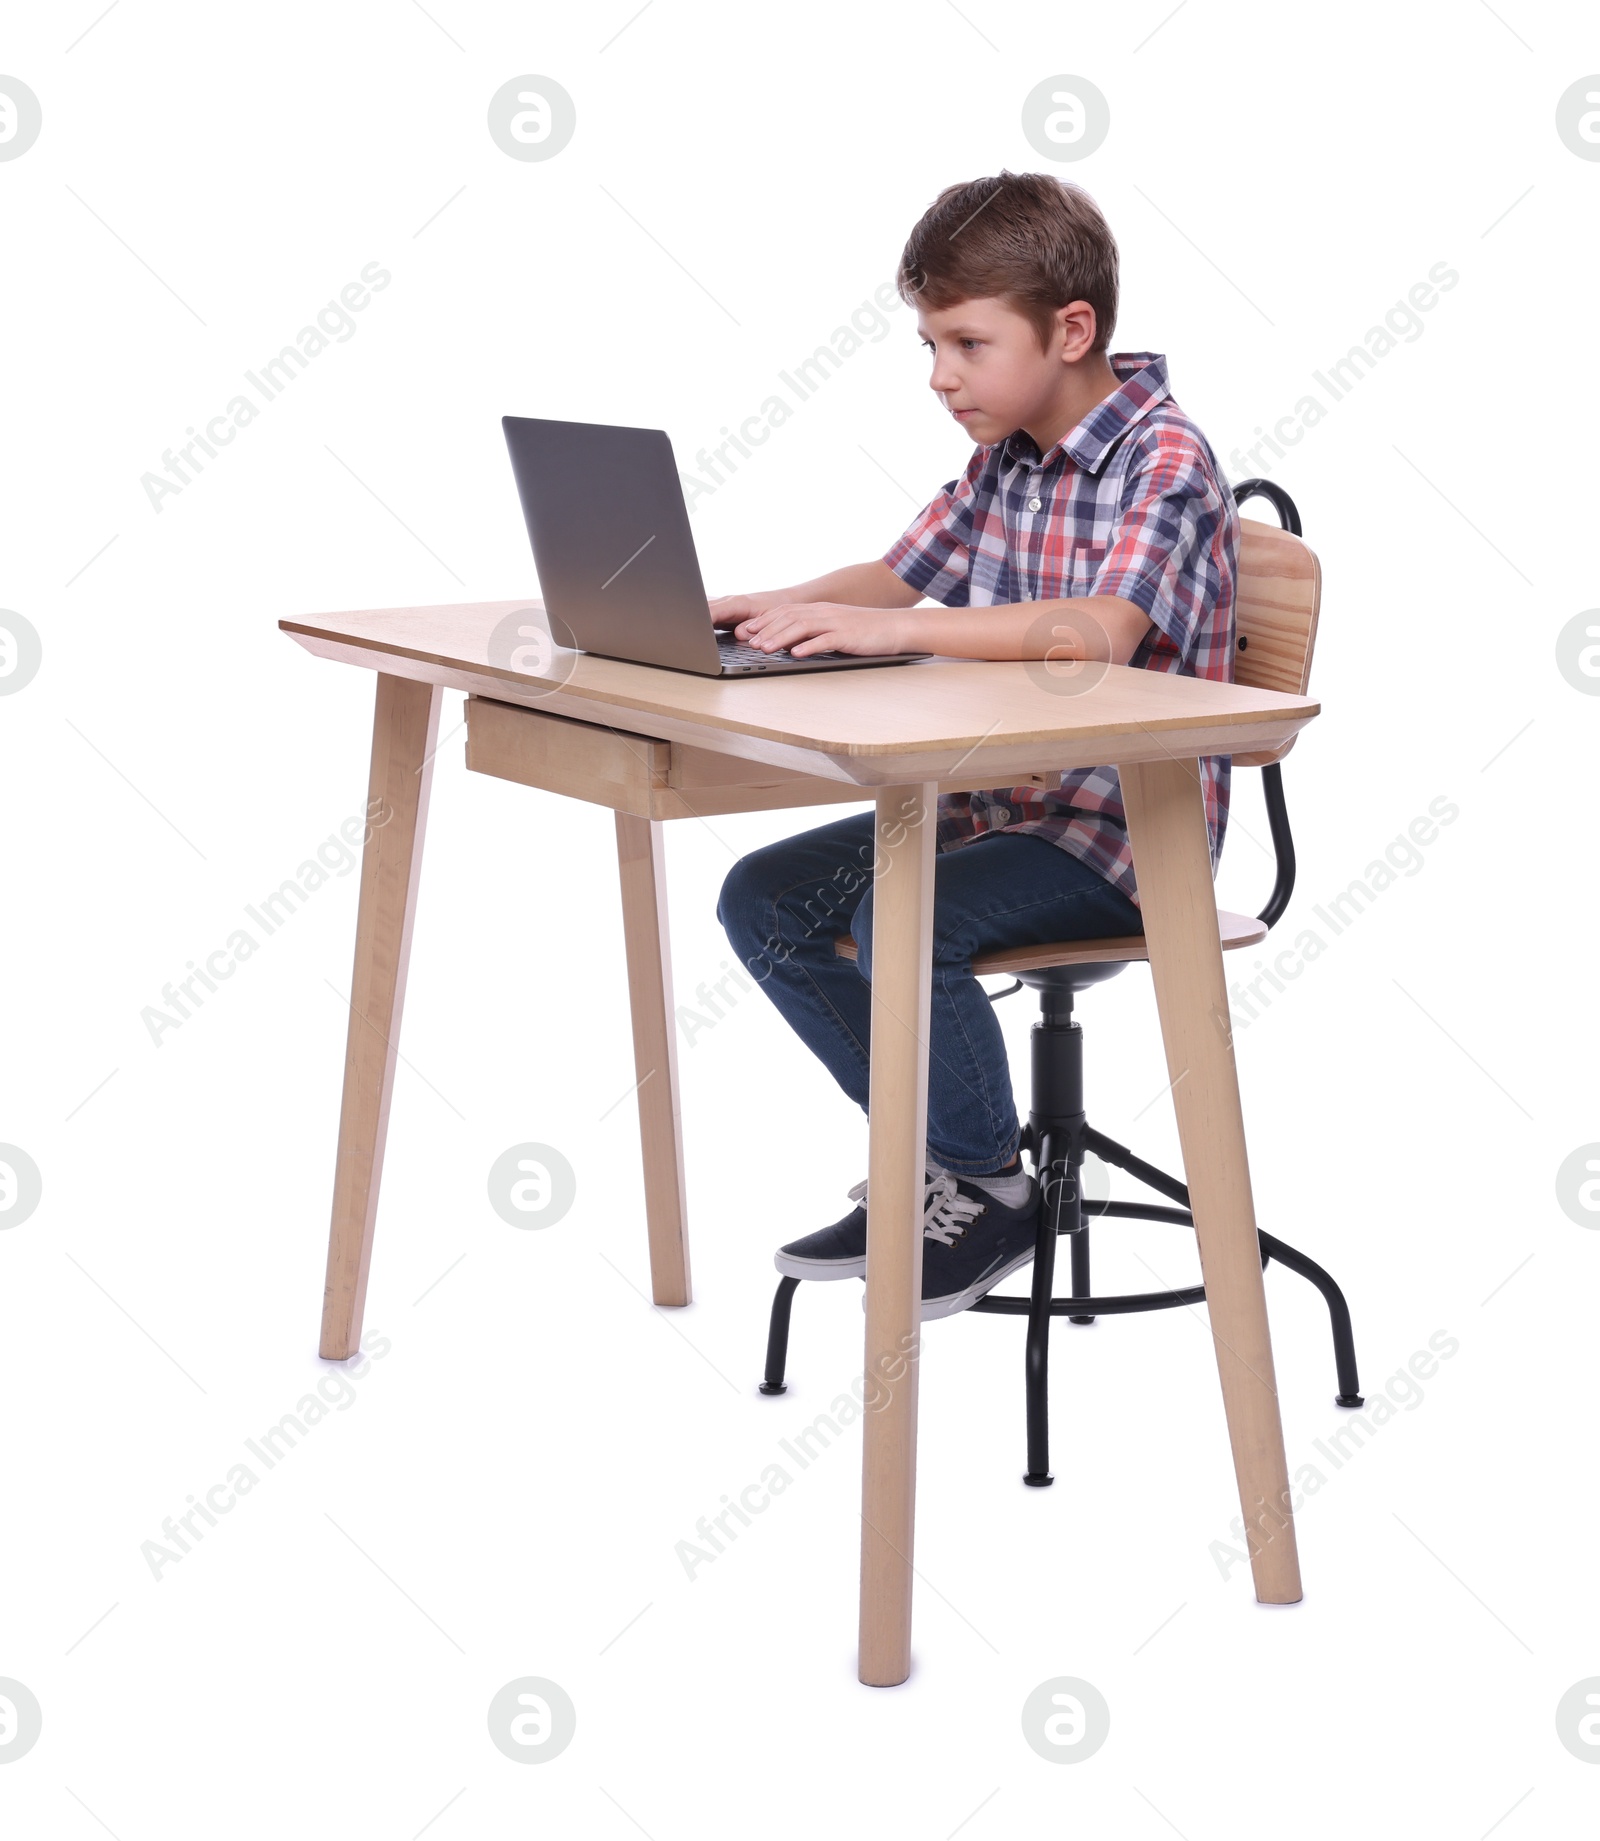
[1063,536,1108,596]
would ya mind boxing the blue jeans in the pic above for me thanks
[716,811,1144,1176]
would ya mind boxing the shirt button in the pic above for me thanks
[992,805,1010,824]
[1027,496,1043,512]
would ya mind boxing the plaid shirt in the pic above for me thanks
[882,351,1240,912]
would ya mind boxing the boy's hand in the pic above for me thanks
[707,592,771,629]
[725,601,910,657]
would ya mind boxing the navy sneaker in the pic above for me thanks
[774,1161,947,1281]
[917,1171,1041,1319]
[772,1193,867,1281]
[775,1164,1040,1320]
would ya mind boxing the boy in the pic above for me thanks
[712,171,1240,1320]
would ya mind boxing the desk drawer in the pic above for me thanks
[463,696,871,819]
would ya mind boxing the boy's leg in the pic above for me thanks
[717,810,881,1109]
[854,831,1142,1177]
[723,816,1141,1176]
[725,819,1143,1299]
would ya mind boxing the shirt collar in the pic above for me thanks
[1000,351,1170,473]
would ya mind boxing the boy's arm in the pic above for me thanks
[708,559,924,626]
[899,595,1152,665]
[718,586,1152,665]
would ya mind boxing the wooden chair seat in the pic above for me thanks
[832,908,1267,978]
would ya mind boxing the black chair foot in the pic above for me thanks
[1256,1230,1363,1407]
[762,1276,801,1395]
[1067,1314,1097,1326]
[1023,1472,1054,1488]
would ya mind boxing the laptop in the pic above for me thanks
[502,415,932,677]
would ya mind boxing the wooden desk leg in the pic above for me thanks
[1119,757,1302,1603]
[613,814,691,1308]
[320,674,442,1361]
[858,781,937,1686]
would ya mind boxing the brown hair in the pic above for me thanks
[896,171,1119,355]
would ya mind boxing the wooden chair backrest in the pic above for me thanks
[1230,515,1322,766]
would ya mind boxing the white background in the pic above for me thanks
[2,1,1596,1833]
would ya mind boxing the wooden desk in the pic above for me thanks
[281,598,1320,1687]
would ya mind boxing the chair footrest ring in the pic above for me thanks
[971,1281,1211,1317]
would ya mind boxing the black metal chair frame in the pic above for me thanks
[759,480,1363,1484]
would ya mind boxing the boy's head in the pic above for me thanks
[897,172,1121,447]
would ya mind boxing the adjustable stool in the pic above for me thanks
[759,480,1363,1483]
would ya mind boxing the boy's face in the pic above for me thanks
[916,295,1079,447]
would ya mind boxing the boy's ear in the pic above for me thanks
[1055,299,1099,362]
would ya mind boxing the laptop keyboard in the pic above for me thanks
[717,636,845,665]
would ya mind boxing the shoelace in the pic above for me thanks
[846,1161,987,1247]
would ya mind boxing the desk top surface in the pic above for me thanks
[282,599,1320,780]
